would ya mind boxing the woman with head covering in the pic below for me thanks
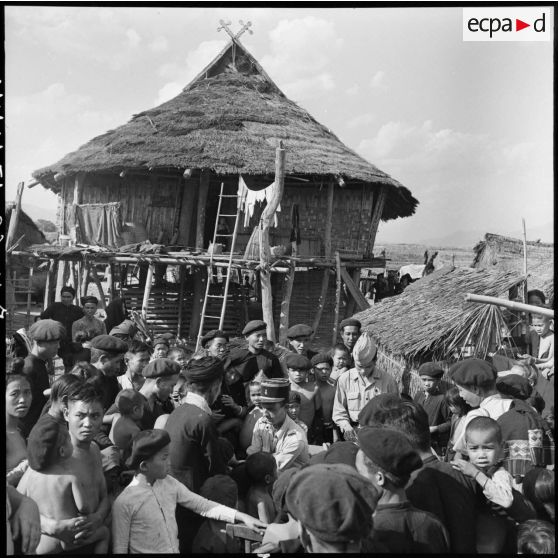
[71,296,107,342]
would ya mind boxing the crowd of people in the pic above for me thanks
[5,285,555,554]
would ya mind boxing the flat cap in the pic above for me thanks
[358,393,402,427]
[142,358,181,379]
[309,441,360,469]
[311,353,333,367]
[126,429,171,469]
[183,356,224,383]
[339,318,361,330]
[27,417,67,471]
[109,319,137,337]
[496,374,532,400]
[450,358,496,388]
[28,319,66,342]
[357,426,422,478]
[285,353,311,370]
[89,334,128,354]
[81,296,99,305]
[242,320,267,336]
[224,348,259,382]
[287,324,313,339]
[286,463,378,543]
[417,362,445,378]
[201,329,229,347]
[260,378,291,403]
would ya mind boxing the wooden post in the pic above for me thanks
[6,182,24,250]
[521,218,530,351]
[195,170,210,250]
[70,173,84,243]
[80,261,91,299]
[332,251,342,345]
[177,267,185,338]
[106,263,114,297]
[89,265,107,311]
[26,266,34,328]
[55,260,66,301]
[43,259,55,311]
[141,264,155,320]
[189,267,207,339]
[278,262,296,346]
[324,181,335,257]
[367,186,386,254]
[259,141,286,342]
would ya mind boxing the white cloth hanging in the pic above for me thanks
[237,175,281,228]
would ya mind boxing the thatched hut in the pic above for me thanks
[353,266,525,396]
[5,203,46,249]
[23,37,417,343]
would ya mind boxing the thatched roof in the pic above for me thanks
[354,266,524,362]
[32,39,417,221]
[5,203,47,248]
[472,233,554,300]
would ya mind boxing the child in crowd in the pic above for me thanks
[444,386,471,462]
[286,353,321,432]
[111,429,266,553]
[118,340,151,391]
[17,419,110,554]
[312,353,337,443]
[110,389,145,462]
[192,475,242,553]
[168,346,190,372]
[151,337,170,359]
[329,343,350,383]
[286,392,308,432]
[238,381,265,455]
[517,519,555,554]
[245,452,278,523]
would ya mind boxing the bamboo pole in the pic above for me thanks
[177,267,185,338]
[43,259,55,311]
[26,267,34,328]
[80,261,91,300]
[141,264,155,320]
[278,261,296,346]
[332,251,342,345]
[6,182,24,250]
[89,265,107,311]
[54,260,66,302]
[465,294,553,318]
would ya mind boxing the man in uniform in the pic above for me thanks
[338,318,362,367]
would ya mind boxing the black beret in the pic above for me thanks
[183,356,224,383]
[201,329,229,347]
[286,463,378,543]
[242,320,267,336]
[309,441,360,469]
[60,285,76,296]
[142,358,180,379]
[126,429,171,469]
[89,334,128,354]
[27,416,67,471]
[357,426,422,478]
[260,378,291,403]
[358,393,402,426]
[81,296,99,305]
[285,353,311,370]
[311,353,333,367]
[28,319,66,342]
[496,374,533,400]
[339,318,361,330]
[450,358,497,388]
[224,348,259,382]
[417,362,445,378]
[287,324,313,339]
[109,320,137,337]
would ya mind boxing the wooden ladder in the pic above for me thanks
[196,182,241,350]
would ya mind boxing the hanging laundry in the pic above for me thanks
[237,175,281,228]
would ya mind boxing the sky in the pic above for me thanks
[4,5,554,245]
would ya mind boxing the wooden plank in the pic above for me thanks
[332,251,342,345]
[6,182,24,250]
[195,170,210,249]
[278,262,295,346]
[340,267,368,312]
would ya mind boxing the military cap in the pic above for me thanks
[311,352,333,367]
[496,374,532,400]
[285,353,311,370]
[201,329,229,347]
[109,320,137,337]
[287,324,313,339]
[27,418,67,471]
[126,429,171,469]
[286,463,378,543]
[260,378,291,403]
[450,358,496,388]
[224,348,259,382]
[417,362,445,378]
[183,355,224,383]
[242,320,267,336]
[357,426,422,479]
[288,391,302,405]
[358,393,402,427]
[89,334,128,354]
[28,319,66,342]
[309,441,360,469]
[60,285,76,297]
[81,296,99,305]
[142,358,181,379]
[339,318,361,330]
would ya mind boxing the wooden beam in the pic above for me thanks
[43,259,55,311]
[311,268,331,341]
[6,182,24,250]
[195,170,210,250]
[465,293,554,318]
[80,261,91,299]
[54,260,66,302]
[106,263,114,298]
[141,264,155,320]
[332,251,342,346]
[278,262,296,346]
[367,186,386,254]
[340,267,369,312]
[89,265,107,311]
[324,181,334,257]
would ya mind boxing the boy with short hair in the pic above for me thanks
[312,353,337,443]
[328,343,350,383]
[118,340,151,391]
[111,429,266,553]
[286,391,308,432]
[110,389,145,462]
[286,353,321,432]
[245,452,278,523]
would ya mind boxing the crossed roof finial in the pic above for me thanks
[217,19,253,40]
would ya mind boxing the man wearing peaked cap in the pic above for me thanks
[286,463,378,552]
[356,427,450,553]
[236,320,283,380]
[285,323,317,361]
[247,378,310,472]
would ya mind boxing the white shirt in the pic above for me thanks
[184,391,212,415]
[482,466,514,508]
[112,473,237,553]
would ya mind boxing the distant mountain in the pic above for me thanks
[21,202,58,224]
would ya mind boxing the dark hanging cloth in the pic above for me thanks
[289,204,301,245]
[73,202,123,248]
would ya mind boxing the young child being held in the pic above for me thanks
[112,429,266,553]
[17,420,110,554]
[329,343,350,383]
[311,353,338,444]
[109,389,145,462]
[245,452,278,523]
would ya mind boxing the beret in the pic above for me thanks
[201,329,229,347]
[286,463,378,542]
[496,374,532,400]
[288,391,302,404]
[339,318,361,330]
[358,393,402,426]
[309,441,360,469]
[311,353,333,367]
[357,426,422,478]
[126,429,171,469]
[285,353,311,370]
[450,358,496,388]
[199,474,238,508]
[89,334,128,354]
[242,320,267,336]
[224,348,259,382]
[28,319,66,342]
[27,417,67,471]
[417,362,445,378]
[287,324,313,339]
[183,356,224,383]
[101,446,121,472]
[81,296,99,305]
[260,378,291,403]
[60,285,76,296]
[142,358,181,379]
[109,320,137,337]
